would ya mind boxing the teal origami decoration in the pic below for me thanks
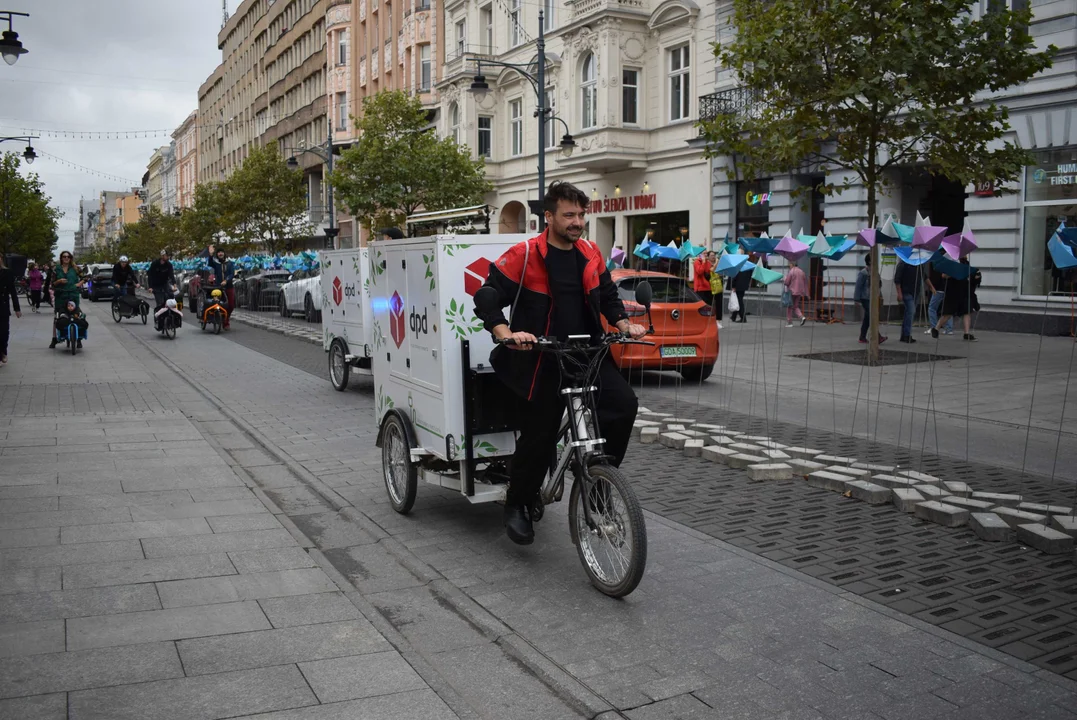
[895,246,936,266]
[678,239,705,261]
[1048,223,1077,269]
[931,254,976,281]
[633,240,656,259]
[739,236,779,254]
[892,222,915,244]
[716,253,755,276]
[751,264,783,285]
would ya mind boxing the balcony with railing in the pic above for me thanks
[566,0,645,21]
[443,43,495,79]
[698,86,765,133]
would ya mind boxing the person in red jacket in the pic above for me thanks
[474,181,647,545]
[692,251,714,309]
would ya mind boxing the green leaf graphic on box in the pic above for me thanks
[473,439,498,456]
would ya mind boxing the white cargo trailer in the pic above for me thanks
[320,248,374,390]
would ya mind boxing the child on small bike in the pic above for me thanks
[155,298,183,331]
[54,300,89,348]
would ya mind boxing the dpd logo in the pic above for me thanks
[464,257,493,296]
[332,277,343,305]
[389,291,406,348]
[410,306,429,337]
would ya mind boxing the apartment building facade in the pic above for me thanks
[705,0,1077,331]
[146,144,177,214]
[94,189,142,247]
[326,0,444,246]
[436,0,713,255]
[173,111,199,210]
[198,0,332,246]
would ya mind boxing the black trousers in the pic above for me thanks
[731,288,747,321]
[0,313,9,357]
[507,359,638,506]
[712,292,723,321]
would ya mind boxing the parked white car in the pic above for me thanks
[280,268,324,322]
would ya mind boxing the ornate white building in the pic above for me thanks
[437,0,716,255]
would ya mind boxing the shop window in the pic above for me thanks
[1022,148,1077,296]
[736,179,772,236]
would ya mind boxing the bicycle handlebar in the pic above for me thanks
[496,332,655,351]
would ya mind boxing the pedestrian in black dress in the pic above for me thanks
[0,255,23,366]
[930,258,977,341]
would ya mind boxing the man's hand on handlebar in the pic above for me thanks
[493,325,537,350]
[616,320,648,340]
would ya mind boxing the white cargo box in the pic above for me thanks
[320,248,374,381]
[370,233,530,500]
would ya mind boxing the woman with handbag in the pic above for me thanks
[783,260,808,327]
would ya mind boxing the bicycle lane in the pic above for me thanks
[111,317,1077,720]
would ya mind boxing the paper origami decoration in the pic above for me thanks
[856,228,876,248]
[738,236,779,254]
[774,231,809,262]
[931,254,976,281]
[716,253,756,276]
[633,239,656,259]
[751,264,783,285]
[895,245,937,266]
[876,217,901,246]
[808,233,832,257]
[824,237,857,260]
[1048,224,1077,270]
[678,239,706,261]
[912,211,947,252]
[891,222,915,244]
[941,231,977,259]
[610,247,626,266]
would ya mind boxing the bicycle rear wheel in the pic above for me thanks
[164,314,176,339]
[111,300,122,323]
[569,464,647,598]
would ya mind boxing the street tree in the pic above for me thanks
[0,152,61,262]
[332,90,492,232]
[219,144,310,254]
[117,206,184,261]
[178,182,226,256]
[700,0,1054,362]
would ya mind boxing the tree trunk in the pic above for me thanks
[866,179,880,365]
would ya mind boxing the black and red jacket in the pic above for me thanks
[476,230,628,401]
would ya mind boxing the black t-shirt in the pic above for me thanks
[545,245,589,340]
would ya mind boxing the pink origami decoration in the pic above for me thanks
[941,231,977,259]
[856,228,876,248]
[912,212,947,252]
[774,231,809,261]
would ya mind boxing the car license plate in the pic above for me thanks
[660,346,697,358]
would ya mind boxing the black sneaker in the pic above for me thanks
[964,333,977,342]
[900,336,916,344]
[930,327,939,339]
[504,504,534,545]
[76,340,83,348]
[49,339,57,349]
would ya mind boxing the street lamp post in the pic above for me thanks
[286,118,337,249]
[469,10,575,231]
[0,135,38,164]
[0,11,29,66]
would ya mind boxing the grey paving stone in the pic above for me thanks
[727,453,769,469]
[815,454,856,465]
[969,492,1022,508]
[807,471,853,493]
[157,568,337,608]
[59,490,194,510]
[0,620,65,658]
[189,486,257,502]
[0,641,182,698]
[783,446,823,459]
[729,442,765,454]
[0,526,59,548]
[639,428,659,444]
[141,529,296,558]
[1016,523,1075,555]
[60,518,213,545]
[1050,514,1077,538]
[66,600,271,651]
[235,690,457,720]
[67,664,317,720]
[0,507,131,531]
[993,506,1047,529]
[323,545,427,595]
[969,513,1011,543]
[825,465,871,478]
[746,463,793,481]
[872,474,919,490]
[129,498,267,521]
[851,462,897,473]
[915,484,951,500]
[228,546,316,574]
[940,496,996,512]
[1017,501,1072,516]
[892,488,926,513]
[299,651,430,704]
[0,566,61,594]
[0,539,145,569]
[899,469,941,483]
[658,432,689,449]
[625,693,720,719]
[0,584,161,624]
[914,501,970,528]
[62,553,236,590]
[846,481,891,505]
[682,439,705,457]
[287,512,379,550]
[0,693,67,719]
[787,459,827,475]
[942,481,973,498]
[178,620,391,676]
[759,448,791,460]
[707,435,737,445]
[700,445,738,464]
[121,474,240,493]
[206,513,282,533]
[257,592,361,629]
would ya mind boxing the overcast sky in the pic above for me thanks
[2,0,226,256]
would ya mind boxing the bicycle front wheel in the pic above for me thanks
[569,464,647,598]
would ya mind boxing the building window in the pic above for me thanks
[1021,146,1077,296]
[420,44,431,91]
[544,88,557,148]
[478,116,492,158]
[669,44,690,122]
[455,19,466,58]
[509,0,521,47]
[450,103,460,144]
[480,5,493,53]
[581,53,597,130]
[510,99,523,157]
[337,92,348,129]
[736,179,772,236]
[622,67,639,125]
[543,0,554,31]
[338,29,348,65]
[386,2,392,42]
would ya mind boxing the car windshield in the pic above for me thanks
[617,276,701,304]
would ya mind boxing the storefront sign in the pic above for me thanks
[745,190,772,206]
[590,193,658,214]
[1027,151,1077,202]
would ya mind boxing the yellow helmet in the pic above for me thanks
[210,289,223,299]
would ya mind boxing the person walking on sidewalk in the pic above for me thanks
[693,251,714,311]
[854,254,887,346]
[931,258,977,341]
[0,255,22,366]
[924,265,953,336]
[26,263,44,312]
[783,260,808,327]
[49,252,82,349]
[893,257,924,343]
[42,261,54,307]
[708,252,724,329]
[730,255,752,323]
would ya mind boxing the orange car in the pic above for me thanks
[605,269,719,381]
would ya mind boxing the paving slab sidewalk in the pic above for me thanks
[0,308,461,720]
[86,304,1077,719]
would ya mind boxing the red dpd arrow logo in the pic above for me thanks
[389,291,406,348]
